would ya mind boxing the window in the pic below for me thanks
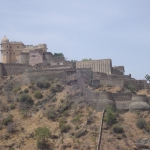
[7,46,8,48]
[17,46,19,48]
[13,52,15,54]
[57,62,59,65]
[7,52,8,54]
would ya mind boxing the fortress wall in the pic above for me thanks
[100,78,124,87]
[2,64,32,76]
[25,69,68,81]
[112,93,132,101]
[124,79,148,90]
[116,101,131,110]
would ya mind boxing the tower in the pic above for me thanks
[0,36,11,63]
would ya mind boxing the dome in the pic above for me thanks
[1,36,9,43]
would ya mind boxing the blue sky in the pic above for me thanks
[0,0,150,79]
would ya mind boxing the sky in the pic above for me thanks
[0,0,150,79]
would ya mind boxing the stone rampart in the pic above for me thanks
[0,63,32,77]
[112,93,132,101]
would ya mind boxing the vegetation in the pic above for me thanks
[46,109,57,120]
[34,91,43,99]
[112,124,124,133]
[2,114,14,126]
[20,110,28,118]
[10,103,16,110]
[24,88,29,93]
[36,77,50,89]
[136,118,146,129]
[81,58,92,61]
[53,53,64,58]
[35,127,51,149]
[128,84,135,91]
[104,106,117,126]
[145,74,150,83]
[50,84,63,94]
[19,94,34,110]
[59,119,71,133]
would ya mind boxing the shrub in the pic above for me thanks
[19,94,34,110]
[50,84,64,94]
[36,78,50,89]
[50,86,57,94]
[19,90,23,94]
[112,124,124,133]
[2,114,13,126]
[128,84,135,91]
[72,114,82,124]
[24,88,29,93]
[104,106,116,126]
[46,109,57,120]
[34,91,43,99]
[75,130,87,138]
[59,119,71,133]
[20,110,28,118]
[35,127,51,149]
[136,118,146,129]
[10,104,16,110]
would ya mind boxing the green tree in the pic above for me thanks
[81,58,92,61]
[35,127,51,143]
[104,106,116,126]
[145,74,150,83]
[53,53,64,57]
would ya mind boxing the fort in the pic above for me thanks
[0,36,150,111]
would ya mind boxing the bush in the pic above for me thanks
[34,91,43,99]
[35,127,51,149]
[72,114,82,124]
[46,109,57,120]
[24,88,29,93]
[75,130,87,138]
[112,124,124,133]
[136,118,146,129]
[19,94,34,110]
[10,104,16,110]
[59,119,71,133]
[50,84,64,94]
[50,86,57,94]
[104,106,117,126]
[20,110,28,118]
[2,114,14,126]
[36,78,50,89]
[128,84,135,91]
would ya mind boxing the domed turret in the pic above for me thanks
[1,36,9,43]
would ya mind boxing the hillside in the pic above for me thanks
[0,75,149,150]
[0,76,102,150]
